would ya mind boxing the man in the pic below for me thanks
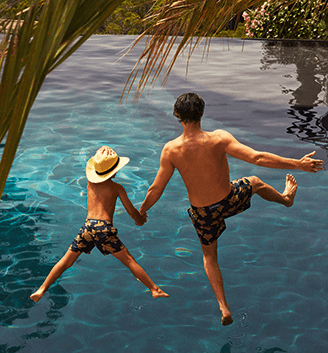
[139,92,323,326]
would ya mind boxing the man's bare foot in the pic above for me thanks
[282,174,297,207]
[221,309,234,326]
[151,286,169,299]
[30,289,45,303]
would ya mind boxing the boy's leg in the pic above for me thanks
[112,247,169,299]
[248,174,297,207]
[30,249,81,303]
[200,240,233,326]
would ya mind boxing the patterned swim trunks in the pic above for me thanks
[70,219,125,255]
[188,177,252,245]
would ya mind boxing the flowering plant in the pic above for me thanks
[243,0,327,39]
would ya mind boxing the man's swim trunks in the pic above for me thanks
[188,177,252,245]
[70,219,125,255]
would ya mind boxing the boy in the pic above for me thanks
[30,146,169,302]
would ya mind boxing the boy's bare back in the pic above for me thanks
[86,179,119,222]
[86,178,145,225]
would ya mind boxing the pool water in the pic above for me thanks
[1,36,327,353]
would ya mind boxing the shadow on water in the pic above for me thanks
[220,343,286,353]
[218,312,287,353]
[261,40,328,168]
[0,178,70,352]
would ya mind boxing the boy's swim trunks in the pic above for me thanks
[188,177,252,245]
[70,219,125,255]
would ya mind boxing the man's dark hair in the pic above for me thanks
[173,92,205,123]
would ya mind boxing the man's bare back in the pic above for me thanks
[164,129,232,207]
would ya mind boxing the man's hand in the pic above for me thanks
[299,151,323,173]
[135,212,148,226]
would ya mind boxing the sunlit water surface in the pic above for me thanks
[1,36,328,353]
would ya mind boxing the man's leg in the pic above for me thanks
[112,247,169,299]
[30,249,81,303]
[201,240,233,326]
[248,174,297,207]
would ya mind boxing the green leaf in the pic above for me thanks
[0,0,126,198]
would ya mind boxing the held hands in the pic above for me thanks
[300,151,323,173]
[135,212,148,226]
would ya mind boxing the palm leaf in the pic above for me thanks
[1,0,327,199]
[120,0,328,101]
[0,0,126,199]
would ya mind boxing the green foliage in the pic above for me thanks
[243,0,327,39]
[1,0,328,200]
[0,0,126,199]
[1,0,34,19]
[95,0,152,35]
[215,23,247,38]
[1,0,152,35]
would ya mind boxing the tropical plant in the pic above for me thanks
[1,0,33,19]
[1,0,328,199]
[95,0,154,35]
[0,0,127,199]
[120,0,266,101]
[215,22,246,38]
[120,0,328,101]
[243,0,327,39]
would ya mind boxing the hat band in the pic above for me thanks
[95,157,120,176]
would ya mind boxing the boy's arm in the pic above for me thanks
[222,130,323,172]
[139,145,175,215]
[117,184,147,226]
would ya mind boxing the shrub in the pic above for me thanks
[243,0,327,39]
[95,0,151,35]
[215,23,247,38]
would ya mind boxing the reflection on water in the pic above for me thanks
[261,41,328,163]
[286,108,328,149]
[261,41,328,107]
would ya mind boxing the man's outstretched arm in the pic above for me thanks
[222,130,323,173]
[139,145,175,215]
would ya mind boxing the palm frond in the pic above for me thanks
[0,0,126,199]
[120,0,328,101]
[1,0,327,199]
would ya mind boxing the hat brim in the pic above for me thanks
[86,156,130,183]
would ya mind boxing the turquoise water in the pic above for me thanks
[1,36,328,352]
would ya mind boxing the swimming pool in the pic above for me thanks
[1,36,327,353]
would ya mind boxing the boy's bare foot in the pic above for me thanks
[30,289,45,303]
[151,286,169,299]
[221,309,233,326]
[282,174,297,207]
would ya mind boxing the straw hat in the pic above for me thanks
[86,146,130,183]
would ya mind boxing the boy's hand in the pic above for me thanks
[135,212,148,226]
